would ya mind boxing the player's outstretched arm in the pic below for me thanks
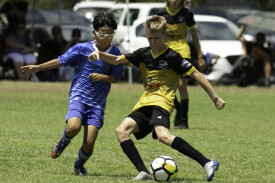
[88,73,118,83]
[190,69,226,110]
[88,51,126,65]
[21,59,62,74]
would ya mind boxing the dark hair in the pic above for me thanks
[93,11,117,31]
[72,28,81,37]
[16,23,25,29]
[256,32,265,41]
[51,25,62,34]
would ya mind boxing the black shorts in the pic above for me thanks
[127,106,170,140]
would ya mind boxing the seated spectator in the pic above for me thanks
[3,23,36,80]
[237,24,272,87]
[65,28,82,49]
[0,0,28,33]
[37,25,68,81]
[60,28,82,81]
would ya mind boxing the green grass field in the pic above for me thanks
[0,81,275,183]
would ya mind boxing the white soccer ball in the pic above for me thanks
[150,156,178,182]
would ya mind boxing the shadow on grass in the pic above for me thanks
[74,172,130,178]
[173,127,218,131]
[76,172,205,182]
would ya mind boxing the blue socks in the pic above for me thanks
[74,146,93,168]
[56,128,72,152]
[57,128,93,169]
[61,128,72,145]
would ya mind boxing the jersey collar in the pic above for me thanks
[92,40,113,53]
[166,6,182,16]
[151,47,169,59]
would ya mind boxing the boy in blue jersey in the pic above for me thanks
[21,12,123,175]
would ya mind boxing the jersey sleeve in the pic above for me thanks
[185,8,196,28]
[58,44,80,66]
[122,48,144,67]
[110,63,123,80]
[168,50,195,77]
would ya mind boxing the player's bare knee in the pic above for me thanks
[157,134,170,145]
[115,126,123,137]
[115,126,130,141]
[66,124,81,135]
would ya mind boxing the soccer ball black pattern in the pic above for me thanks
[150,156,178,182]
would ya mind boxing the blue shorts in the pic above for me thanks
[65,100,104,129]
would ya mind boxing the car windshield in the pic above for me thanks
[149,8,163,16]
[112,8,140,26]
[26,9,91,25]
[136,23,146,37]
[112,8,123,25]
[76,7,109,17]
[196,21,237,40]
[135,19,239,41]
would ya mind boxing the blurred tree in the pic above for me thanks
[3,0,273,11]
[22,0,81,9]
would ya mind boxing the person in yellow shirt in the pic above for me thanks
[89,15,225,182]
[158,0,205,128]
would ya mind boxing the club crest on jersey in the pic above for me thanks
[181,59,192,68]
[178,16,186,23]
[158,60,168,69]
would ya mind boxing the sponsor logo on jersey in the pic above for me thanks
[178,16,186,23]
[181,59,192,69]
[158,60,168,69]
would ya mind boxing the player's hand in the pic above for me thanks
[88,73,103,82]
[197,57,206,72]
[88,51,99,62]
[213,97,226,110]
[21,65,40,74]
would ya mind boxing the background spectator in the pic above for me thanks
[3,23,36,80]
[0,0,28,33]
[237,24,272,87]
[157,0,205,129]
[37,25,68,81]
[60,28,82,81]
[65,28,82,49]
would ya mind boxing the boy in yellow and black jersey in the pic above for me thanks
[121,46,194,114]
[89,16,225,182]
[158,0,206,129]
[158,6,195,58]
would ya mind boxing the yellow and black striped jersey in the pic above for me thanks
[122,46,195,114]
[157,6,196,59]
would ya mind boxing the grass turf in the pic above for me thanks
[0,81,274,182]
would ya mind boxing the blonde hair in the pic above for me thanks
[143,16,167,34]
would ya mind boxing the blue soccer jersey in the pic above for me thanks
[58,41,123,112]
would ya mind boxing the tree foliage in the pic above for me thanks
[22,0,81,9]
[8,0,275,11]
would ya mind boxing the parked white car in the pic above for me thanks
[120,14,245,82]
[110,2,165,43]
[73,1,115,21]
